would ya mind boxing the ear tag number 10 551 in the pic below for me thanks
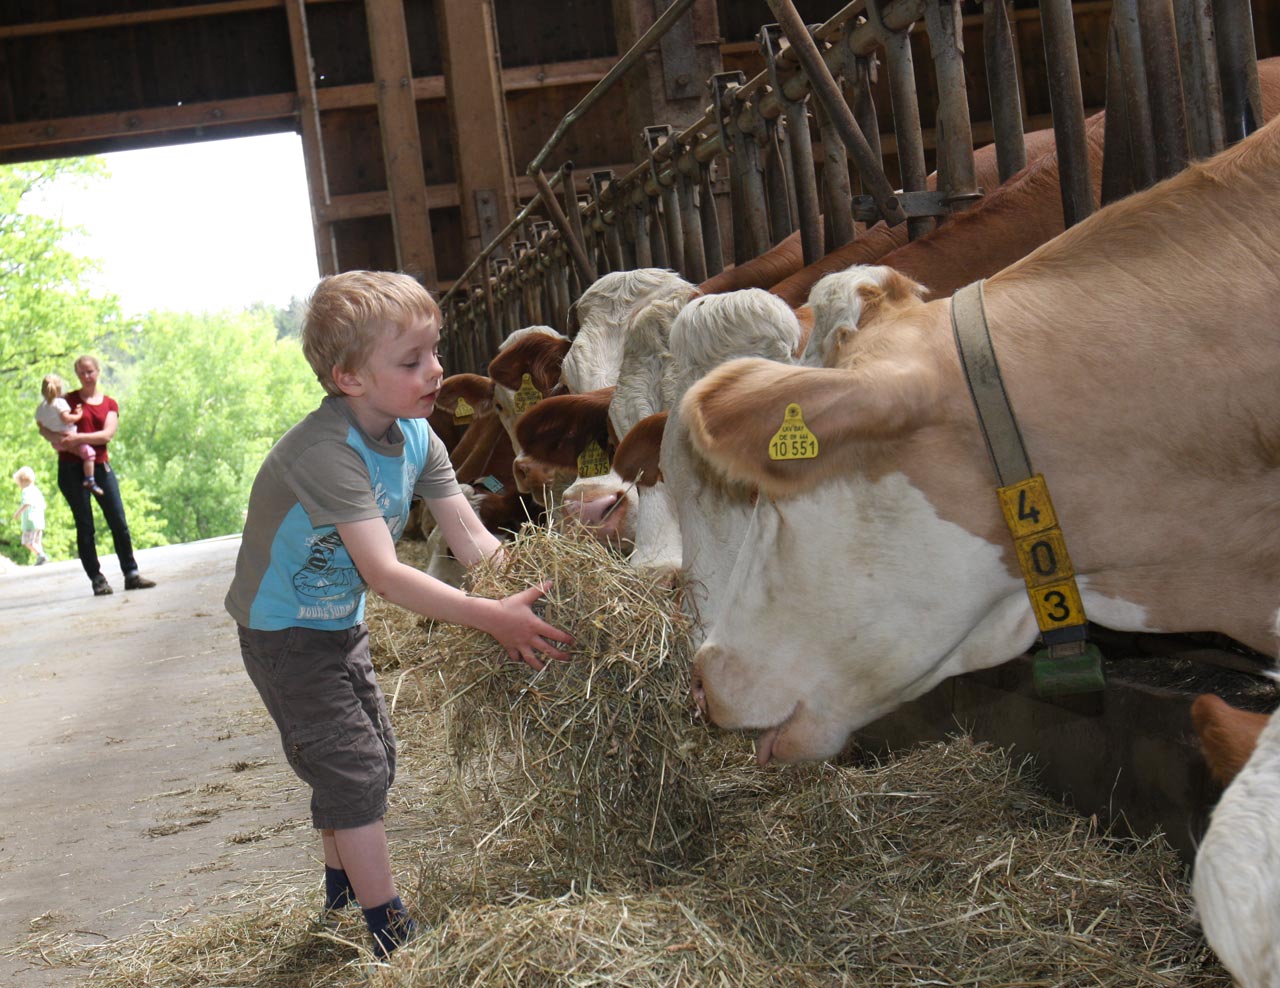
[768,403,819,461]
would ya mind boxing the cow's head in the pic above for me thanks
[561,269,697,393]
[683,267,1038,764]
[488,327,571,494]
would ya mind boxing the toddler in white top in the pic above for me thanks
[35,373,103,495]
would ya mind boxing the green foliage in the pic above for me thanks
[114,308,321,545]
[0,157,127,565]
[0,157,322,567]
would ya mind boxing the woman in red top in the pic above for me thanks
[36,355,157,596]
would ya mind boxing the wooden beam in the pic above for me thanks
[284,0,337,276]
[364,0,436,282]
[0,92,295,153]
[437,0,516,259]
[316,169,635,223]
[0,0,349,40]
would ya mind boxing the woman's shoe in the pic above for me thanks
[35,554,47,565]
[124,574,156,590]
[91,574,113,596]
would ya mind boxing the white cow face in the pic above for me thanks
[692,472,1037,764]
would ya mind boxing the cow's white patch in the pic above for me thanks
[694,472,1035,760]
[630,481,682,570]
[1193,706,1280,987]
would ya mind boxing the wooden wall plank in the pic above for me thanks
[365,0,435,281]
[437,0,516,259]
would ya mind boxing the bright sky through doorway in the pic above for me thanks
[29,132,320,316]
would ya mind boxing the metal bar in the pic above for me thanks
[1214,0,1263,143]
[527,0,698,175]
[1038,0,1095,227]
[814,98,855,250]
[676,167,708,281]
[1171,0,1224,160]
[561,164,591,298]
[698,162,726,277]
[533,167,596,290]
[1109,0,1156,192]
[982,0,1027,184]
[439,166,568,304]
[633,201,654,267]
[847,52,882,173]
[866,0,929,239]
[1136,0,1190,181]
[647,126,686,274]
[1100,22,1136,206]
[762,23,822,265]
[923,0,979,212]
[765,0,906,226]
[766,116,797,245]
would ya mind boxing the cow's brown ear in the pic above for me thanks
[437,373,495,415]
[614,411,666,487]
[682,355,936,499]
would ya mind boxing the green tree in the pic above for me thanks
[0,157,128,566]
[116,308,321,543]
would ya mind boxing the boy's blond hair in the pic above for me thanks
[302,271,440,396]
[41,374,65,404]
[13,466,35,485]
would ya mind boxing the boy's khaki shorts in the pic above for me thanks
[237,623,397,830]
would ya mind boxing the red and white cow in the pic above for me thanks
[1193,700,1280,988]
[681,114,1280,766]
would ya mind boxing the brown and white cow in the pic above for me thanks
[681,114,1280,767]
[1193,695,1280,988]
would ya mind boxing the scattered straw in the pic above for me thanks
[14,527,1231,987]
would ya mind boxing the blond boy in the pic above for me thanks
[225,271,573,958]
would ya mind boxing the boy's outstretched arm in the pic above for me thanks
[426,491,501,568]
[336,517,575,670]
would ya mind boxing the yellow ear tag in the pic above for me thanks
[452,397,475,425]
[768,403,819,460]
[576,438,611,478]
[513,373,543,415]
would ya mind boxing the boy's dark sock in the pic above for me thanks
[324,866,355,911]
[362,895,417,958]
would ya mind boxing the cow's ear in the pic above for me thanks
[437,373,494,415]
[682,355,936,498]
[854,269,926,327]
[614,411,666,487]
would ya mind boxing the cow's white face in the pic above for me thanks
[692,472,1038,764]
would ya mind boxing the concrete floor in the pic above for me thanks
[0,536,314,987]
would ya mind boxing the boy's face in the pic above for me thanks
[336,312,444,432]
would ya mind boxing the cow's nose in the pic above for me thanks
[691,645,718,717]
[691,669,707,716]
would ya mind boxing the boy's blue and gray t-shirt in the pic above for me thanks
[225,396,460,631]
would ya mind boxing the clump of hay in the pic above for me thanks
[407,523,719,883]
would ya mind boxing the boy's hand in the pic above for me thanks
[489,581,576,671]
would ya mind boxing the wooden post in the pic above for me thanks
[364,0,436,283]
[283,0,337,276]
[437,0,517,262]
